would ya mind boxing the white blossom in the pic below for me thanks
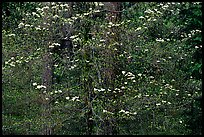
[84,12,89,16]
[162,100,166,103]
[94,88,98,91]
[103,110,108,113]
[136,27,142,31]
[139,16,145,19]
[32,83,37,86]
[18,22,24,28]
[156,38,164,42]
[156,103,161,106]
[35,27,41,30]
[49,45,55,48]
[99,2,104,6]
[121,86,125,89]
[36,85,46,89]
[149,76,154,79]
[70,35,78,39]
[72,96,79,101]
[8,34,16,37]
[94,10,100,13]
[119,109,125,113]
[42,6,49,11]
[138,73,142,77]
[36,7,43,11]
[144,9,153,14]
[53,15,59,19]
[167,102,171,105]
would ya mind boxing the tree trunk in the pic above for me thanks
[40,3,53,135]
[41,52,53,135]
[85,76,94,135]
[101,2,122,135]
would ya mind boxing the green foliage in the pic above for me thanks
[2,2,202,135]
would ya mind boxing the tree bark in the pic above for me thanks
[40,3,53,135]
[101,2,122,135]
[41,51,53,135]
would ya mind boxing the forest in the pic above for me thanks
[2,2,202,135]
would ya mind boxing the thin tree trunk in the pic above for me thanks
[40,3,53,135]
[101,2,122,135]
[41,52,53,135]
[85,76,94,135]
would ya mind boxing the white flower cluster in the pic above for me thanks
[136,27,142,31]
[156,100,171,106]
[107,21,121,28]
[164,83,173,89]
[37,85,46,89]
[7,33,16,37]
[181,29,201,39]
[138,73,142,77]
[126,72,135,80]
[103,109,114,115]
[71,96,80,101]
[70,35,79,39]
[122,71,136,82]
[149,76,154,79]
[119,109,137,115]
[32,82,46,89]
[94,2,104,7]
[70,34,81,43]
[49,43,60,48]
[4,49,42,69]
[62,8,103,26]
[156,103,161,106]
[193,2,201,5]
[18,22,40,30]
[42,6,49,12]
[4,56,30,68]
[94,88,106,92]
[134,93,142,98]
[144,9,154,14]
[157,3,172,10]
[4,57,16,67]
[32,12,41,18]
[195,45,202,49]
[50,90,63,95]
[112,87,123,93]
[69,64,77,70]
[18,22,24,28]
[156,38,165,42]
[139,16,145,19]
[140,6,163,25]
[65,96,80,101]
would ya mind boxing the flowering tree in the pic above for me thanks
[2,2,202,135]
